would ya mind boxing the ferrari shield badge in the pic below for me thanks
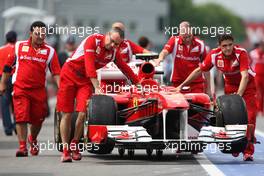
[133,97,138,107]
[217,59,224,68]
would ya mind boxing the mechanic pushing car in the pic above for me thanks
[152,21,211,96]
[0,21,61,157]
[175,34,257,161]
[98,22,150,90]
[112,22,150,63]
[57,27,141,162]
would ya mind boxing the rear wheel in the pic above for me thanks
[128,149,135,158]
[88,95,117,154]
[156,149,163,159]
[54,110,80,152]
[146,148,153,157]
[118,147,125,157]
[54,109,63,152]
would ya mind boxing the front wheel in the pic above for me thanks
[215,94,248,153]
[87,95,117,154]
[216,94,248,126]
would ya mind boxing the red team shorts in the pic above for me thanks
[13,86,48,126]
[56,65,93,113]
[255,74,264,113]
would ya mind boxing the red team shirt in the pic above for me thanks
[163,36,207,84]
[249,47,264,114]
[64,34,139,84]
[6,39,61,89]
[117,39,144,63]
[4,38,61,125]
[249,48,264,75]
[57,34,140,113]
[200,46,255,90]
[0,43,15,76]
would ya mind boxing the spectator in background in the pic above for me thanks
[0,31,17,136]
[249,41,264,116]
[138,36,152,50]
[58,36,77,67]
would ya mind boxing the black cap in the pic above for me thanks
[6,31,17,43]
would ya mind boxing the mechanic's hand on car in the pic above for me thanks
[86,99,90,107]
[234,92,243,96]
[94,87,103,95]
[150,58,162,67]
[174,85,182,92]
[0,82,6,96]
[166,87,179,93]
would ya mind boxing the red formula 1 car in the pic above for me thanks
[54,54,252,158]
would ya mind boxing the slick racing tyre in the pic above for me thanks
[87,95,117,154]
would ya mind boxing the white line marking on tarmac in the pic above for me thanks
[256,129,264,138]
[195,153,225,176]
[196,129,264,176]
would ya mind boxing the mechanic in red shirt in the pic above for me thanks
[0,21,61,157]
[249,41,264,115]
[176,34,257,161]
[112,22,149,63]
[153,21,211,96]
[98,22,150,91]
[0,31,16,136]
[57,27,140,162]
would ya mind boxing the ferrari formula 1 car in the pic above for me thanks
[54,53,253,158]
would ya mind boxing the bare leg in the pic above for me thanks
[16,123,27,142]
[15,123,28,156]
[29,124,42,140]
[73,112,86,141]
[60,113,72,147]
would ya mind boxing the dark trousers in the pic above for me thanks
[0,77,14,135]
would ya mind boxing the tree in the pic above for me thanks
[169,0,246,46]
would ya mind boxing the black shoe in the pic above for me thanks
[16,149,28,157]
[243,154,254,161]
[5,131,12,136]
